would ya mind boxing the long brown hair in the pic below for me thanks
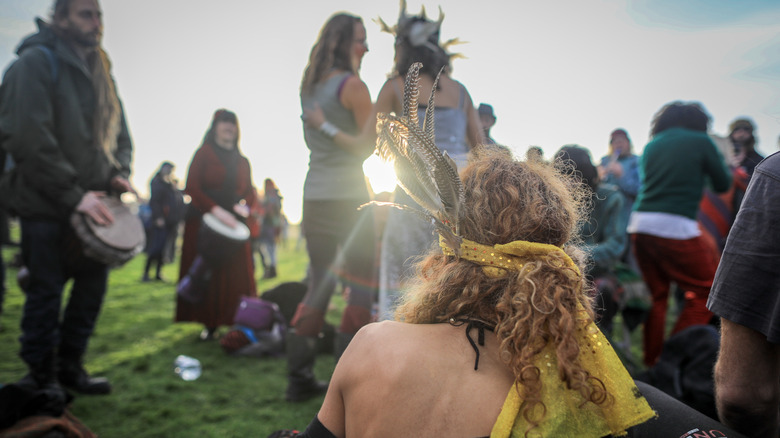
[395,149,608,435]
[52,0,122,169]
[300,13,362,95]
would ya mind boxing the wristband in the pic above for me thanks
[319,121,340,138]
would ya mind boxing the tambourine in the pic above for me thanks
[70,197,146,267]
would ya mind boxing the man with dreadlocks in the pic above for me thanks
[0,0,133,409]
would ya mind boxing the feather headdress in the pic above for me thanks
[367,62,465,254]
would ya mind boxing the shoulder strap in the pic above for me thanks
[36,45,59,83]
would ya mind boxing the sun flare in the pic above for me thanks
[363,155,398,195]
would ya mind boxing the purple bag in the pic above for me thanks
[233,296,285,331]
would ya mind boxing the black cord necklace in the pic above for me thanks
[448,317,495,371]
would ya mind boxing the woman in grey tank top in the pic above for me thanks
[374,5,485,321]
[286,13,378,403]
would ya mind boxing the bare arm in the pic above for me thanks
[303,76,376,159]
[715,318,780,438]
[463,89,486,149]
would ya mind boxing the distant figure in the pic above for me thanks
[728,117,764,177]
[628,101,732,366]
[142,161,183,282]
[259,178,283,279]
[0,0,136,400]
[478,103,497,145]
[291,12,378,402]
[525,145,544,162]
[708,151,780,438]
[176,109,257,341]
[555,145,626,336]
[375,3,485,321]
[598,129,640,227]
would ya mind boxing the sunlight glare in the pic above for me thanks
[363,155,398,195]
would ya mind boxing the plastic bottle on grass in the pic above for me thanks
[174,355,201,381]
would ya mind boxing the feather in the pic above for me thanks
[403,63,421,125]
[374,62,465,255]
[359,201,462,252]
[422,67,443,144]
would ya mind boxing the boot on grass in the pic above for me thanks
[285,332,328,402]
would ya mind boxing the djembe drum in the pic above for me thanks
[177,212,250,303]
[69,196,146,267]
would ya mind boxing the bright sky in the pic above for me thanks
[2,0,779,223]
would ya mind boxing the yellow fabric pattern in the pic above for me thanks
[490,310,656,438]
[439,236,581,278]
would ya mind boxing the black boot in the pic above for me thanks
[142,257,152,282]
[18,351,68,416]
[57,349,111,395]
[285,332,328,402]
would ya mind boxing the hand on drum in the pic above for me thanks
[211,205,238,228]
[233,203,250,219]
[110,176,136,195]
[77,191,114,226]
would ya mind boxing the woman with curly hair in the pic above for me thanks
[266,149,653,438]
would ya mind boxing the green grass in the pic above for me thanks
[0,226,330,437]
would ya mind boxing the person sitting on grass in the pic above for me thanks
[275,137,657,436]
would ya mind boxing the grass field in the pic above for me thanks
[0,226,330,437]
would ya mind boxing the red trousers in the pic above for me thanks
[631,233,719,366]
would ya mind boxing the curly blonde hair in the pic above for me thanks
[395,149,608,435]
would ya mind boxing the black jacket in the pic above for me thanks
[0,19,133,220]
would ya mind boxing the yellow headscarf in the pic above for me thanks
[440,236,656,437]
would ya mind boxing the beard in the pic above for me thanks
[60,21,102,49]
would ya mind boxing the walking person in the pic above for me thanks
[289,12,378,402]
[142,161,182,282]
[0,0,135,405]
[259,178,283,279]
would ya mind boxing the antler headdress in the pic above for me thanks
[375,0,465,58]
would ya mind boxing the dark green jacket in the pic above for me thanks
[0,19,133,220]
[635,127,731,220]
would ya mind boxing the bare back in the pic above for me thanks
[375,75,485,149]
[318,321,515,437]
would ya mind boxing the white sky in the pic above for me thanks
[2,0,779,223]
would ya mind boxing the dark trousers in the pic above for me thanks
[293,200,376,336]
[20,219,109,366]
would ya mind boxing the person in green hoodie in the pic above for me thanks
[627,101,731,367]
[0,0,133,407]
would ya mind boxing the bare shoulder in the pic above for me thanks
[341,75,369,96]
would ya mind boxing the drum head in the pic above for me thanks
[85,197,146,250]
[202,212,250,242]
